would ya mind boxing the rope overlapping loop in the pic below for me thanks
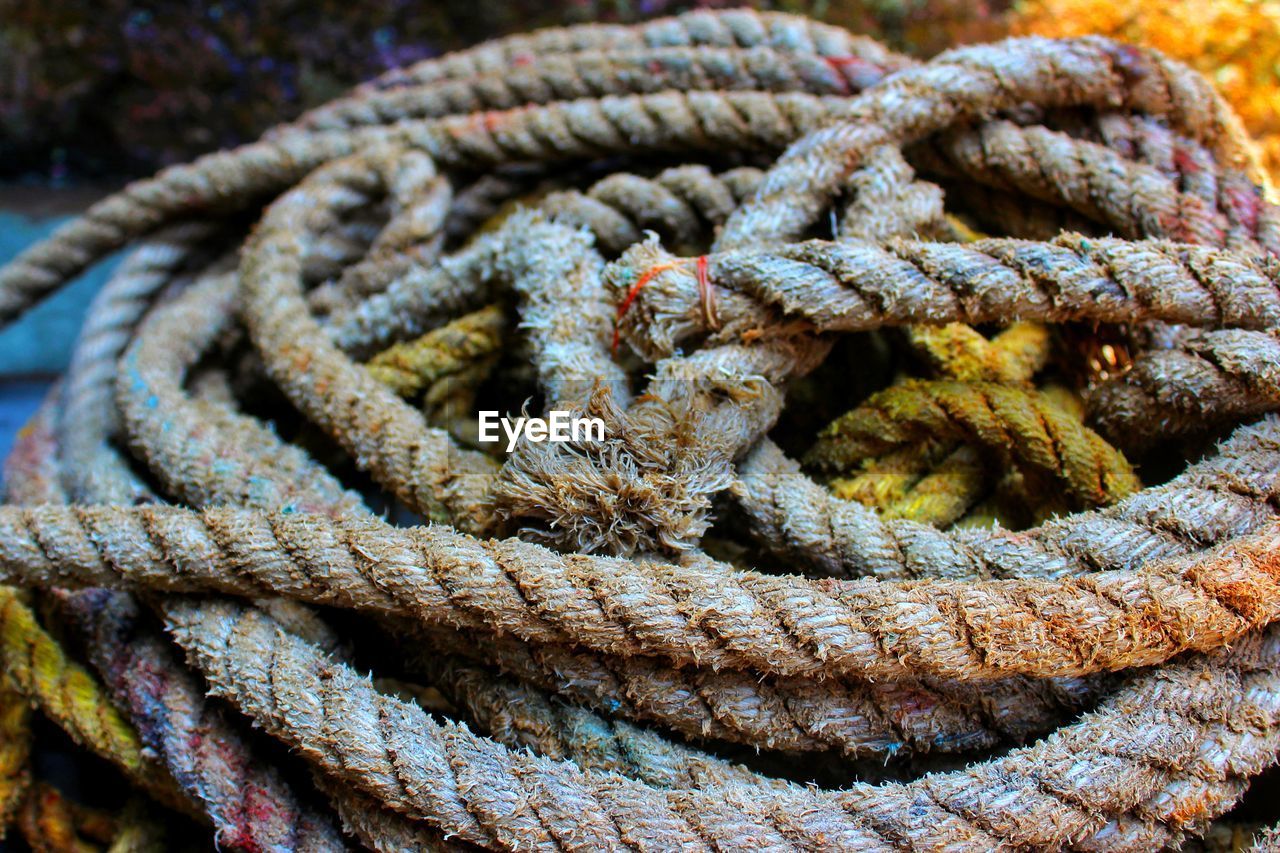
[1,9,1279,850]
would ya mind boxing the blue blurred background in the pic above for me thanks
[0,188,121,465]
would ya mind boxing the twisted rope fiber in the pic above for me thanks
[719,36,1258,249]
[5,501,1280,681]
[284,10,908,131]
[0,29,1246,335]
[175,134,1280,686]
[0,274,1141,850]
[10,207,363,850]
[365,304,506,399]
[320,89,855,355]
[403,622,1105,758]
[804,379,1140,506]
[106,216,1096,761]
[409,647,789,792]
[164,597,1280,851]
[828,323,1052,523]
[116,241,1103,768]
[51,340,452,851]
[369,162,1070,536]
[5,401,346,851]
[612,235,1280,349]
[60,588,347,852]
[0,587,181,807]
[20,239,1280,835]
[99,229,1107,765]
[612,233,1280,454]
[902,321,1051,384]
[57,299,360,848]
[310,772,468,852]
[12,161,1280,742]
[3,10,1280,848]
[908,117,1280,254]
[32,251,356,851]
[502,165,1056,530]
[58,223,217,505]
[0,6,912,328]
[3,414,194,820]
[84,191,820,835]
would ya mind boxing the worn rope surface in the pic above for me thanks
[2,9,1279,849]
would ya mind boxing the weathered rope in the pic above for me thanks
[910,117,1280,254]
[613,233,1280,459]
[164,597,1280,850]
[58,223,216,504]
[0,683,30,837]
[75,204,815,842]
[735,412,1280,580]
[285,10,909,133]
[32,211,355,852]
[824,217,1052,526]
[720,36,1257,248]
[59,589,346,852]
[365,304,506,399]
[805,379,1140,506]
[0,587,179,805]
[903,321,1050,384]
[613,236,1280,347]
[4,501,1280,681]
[411,650,788,790]
[404,621,1104,757]
[2,11,1279,848]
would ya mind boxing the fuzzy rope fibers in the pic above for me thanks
[1,9,1279,850]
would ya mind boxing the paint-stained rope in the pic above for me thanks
[0,588,180,805]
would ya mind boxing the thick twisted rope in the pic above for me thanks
[720,36,1256,248]
[0,6,908,328]
[285,10,908,133]
[365,304,506,399]
[4,500,1280,681]
[735,411,1280,580]
[164,597,1280,851]
[404,621,1103,757]
[805,379,1140,506]
[0,587,180,805]
[31,203,357,853]
[412,650,787,791]
[58,223,216,505]
[614,235,1280,346]
[910,117,1280,254]
[2,11,1280,848]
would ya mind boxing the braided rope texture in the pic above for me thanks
[0,8,1279,849]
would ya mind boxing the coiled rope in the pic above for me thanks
[1,9,1278,849]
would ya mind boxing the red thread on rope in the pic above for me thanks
[696,254,718,331]
[612,260,685,354]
